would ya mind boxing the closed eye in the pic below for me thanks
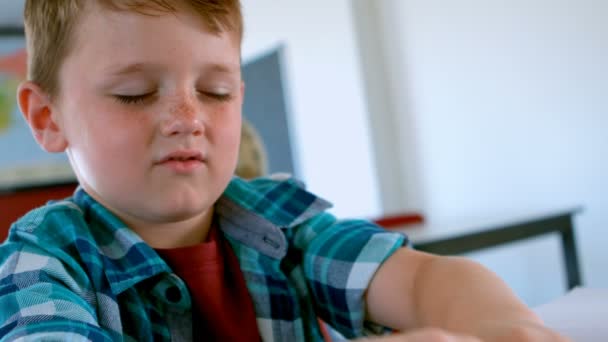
[199,92,234,102]
[113,92,155,105]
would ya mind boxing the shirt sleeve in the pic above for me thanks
[0,239,114,341]
[289,212,408,339]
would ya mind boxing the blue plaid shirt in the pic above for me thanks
[0,176,406,341]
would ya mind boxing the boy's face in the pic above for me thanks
[52,6,243,228]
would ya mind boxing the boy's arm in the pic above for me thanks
[364,248,568,341]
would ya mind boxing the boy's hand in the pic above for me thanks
[353,328,481,341]
[472,319,571,342]
[353,320,571,342]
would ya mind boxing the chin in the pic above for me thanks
[158,204,210,222]
[156,208,199,222]
[147,185,220,222]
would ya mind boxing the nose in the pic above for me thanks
[159,97,204,137]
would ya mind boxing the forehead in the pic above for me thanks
[71,5,240,62]
[89,0,241,38]
[76,0,241,45]
[54,4,242,91]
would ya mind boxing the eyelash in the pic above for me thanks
[114,94,152,105]
[113,92,233,105]
[201,92,233,102]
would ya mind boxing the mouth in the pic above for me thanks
[159,151,205,163]
[157,150,206,173]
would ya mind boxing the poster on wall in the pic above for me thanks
[242,46,297,178]
[0,27,75,191]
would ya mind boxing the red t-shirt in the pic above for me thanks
[156,225,261,341]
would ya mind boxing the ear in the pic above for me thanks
[17,81,68,152]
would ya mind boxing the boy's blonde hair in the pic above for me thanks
[23,0,243,97]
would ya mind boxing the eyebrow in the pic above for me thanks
[105,62,240,77]
[105,63,155,77]
[204,63,241,74]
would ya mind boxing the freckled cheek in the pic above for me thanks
[82,112,155,163]
[216,118,241,149]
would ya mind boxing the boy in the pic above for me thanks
[0,1,567,341]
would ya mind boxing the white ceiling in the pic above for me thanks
[0,0,25,27]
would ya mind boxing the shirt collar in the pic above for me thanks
[70,176,331,294]
[72,188,171,295]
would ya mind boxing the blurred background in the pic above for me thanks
[1,0,606,307]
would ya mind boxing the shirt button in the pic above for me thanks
[263,235,280,249]
[165,286,182,303]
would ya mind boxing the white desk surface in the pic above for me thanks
[392,207,581,243]
[534,287,608,342]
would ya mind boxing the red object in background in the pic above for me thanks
[373,212,425,229]
[0,183,78,241]
[0,48,27,79]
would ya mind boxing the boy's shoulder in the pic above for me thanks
[221,174,333,229]
[229,172,309,195]
[3,189,139,267]
[7,197,91,245]
[1,189,171,296]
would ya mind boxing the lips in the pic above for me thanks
[157,150,206,173]
[158,150,205,164]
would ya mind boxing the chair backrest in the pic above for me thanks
[0,182,77,241]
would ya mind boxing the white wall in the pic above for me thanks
[241,1,381,218]
[355,0,608,305]
[0,1,22,26]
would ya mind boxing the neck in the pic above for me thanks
[134,207,215,249]
[79,186,216,249]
